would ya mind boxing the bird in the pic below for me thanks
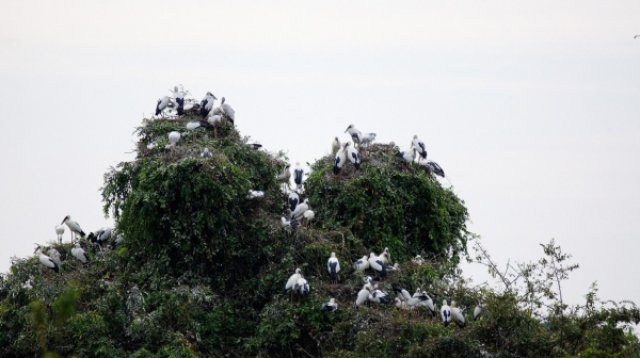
[368,285,391,305]
[280,216,300,229]
[473,304,483,321]
[412,135,428,160]
[61,215,85,241]
[34,245,59,273]
[344,124,363,145]
[47,247,62,266]
[200,147,212,158]
[277,164,291,190]
[207,114,223,135]
[220,97,235,123]
[247,190,265,199]
[395,297,408,310]
[345,143,361,171]
[284,268,303,294]
[302,210,315,225]
[412,255,425,265]
[290,198,309,221]
[89,227,112,246]
[200,92,217,117]
[381,247,391,265]
[288,191,299,212]
[186,121,204,141]
[156,96,173,116]
[327,252,340,284]
[294,276,310,296]
[441,300,452,326]
[293,162,304,189]
[352,255,370,272]
[360,133,376,147]
[634,34,640,39]
[422,161,445,178]
[331,137,342,155]
[320,297,338,313]
[450,301,466,326]
[387,263,400,272]
[55,225,65,244]
[399,147,416,164]
[414,290,435,312]
[71,243,88,264]
[175,95,185,116]
[355,285,371,307]
[368,252,387,278]
[167,131,181,148]
[392,284,413,303]
[333,142,348,174]
[110,233,124,250]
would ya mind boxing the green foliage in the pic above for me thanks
[0,114,638,357]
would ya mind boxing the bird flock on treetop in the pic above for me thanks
[30,86,478,329]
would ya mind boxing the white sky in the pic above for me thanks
[1,1,639,308]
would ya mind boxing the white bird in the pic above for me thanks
[35,245,59,273]
[277,164,291,190]
[155,96,173,116]
[285,268,303,294]
[395,297,408,310]
[186,121,203,141]
[441,300,452,326]
[61,215,85,241]
[71,243,88,264]
[200,92,217,117]
[280,216,299,229]
[293,162,304,189]
[381,247,391,265]
[331,137,342,155]
[168,131,181,147]
[345,124,363,145]
[412,255,425,265]
[146,142,158,150]
[392,284,412,302]
[413,290,435,312]
[290,198,309,221]
[207,114,223,126]
[368,285,391,305]
[247,190,265,199]
[355,285,371,307]
[110,233,124,250]
[473,304,483,320]
[288,191,299,212]
[387,263,400,272]
[327,252,340,284]
[412,135,428,160]
[302,210,315,225]
[294,276,310,296]
[220,97,235,123]
[360,133,376,146]
[55,225,65,243]
[200,147,212,158]
[345,143,361,171]
[368,252,387,278]
[89,227,112,246]
[47,247,62,266]
[451,301,466,326]
[635,34,640,39]
[399,147,416,164]
[352,255,370,272]
[321,297,338,313]
[333,142,348,174]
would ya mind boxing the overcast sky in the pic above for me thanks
[1,1,639,309]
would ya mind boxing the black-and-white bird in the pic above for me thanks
[399,147,416,164]
[302,210,314,225]
[90,227,112,246]
[412,255,425,265]
[368,285,391,305]
[55,225,65,244]
[61,215,85,241]
[200,147,212,158]
[47,247,62,266]
[247,190,265,199]
[352,255,370,272]
[368,252,387,278]
[220,97,235,123]
[285,268,303,294]
[294,276,310,296]
[441,299,452,326]
[277,164,291,190]
[156,96,173,116]
[345,143,361,171]
[345,124,363,145]
[293,162,304,189]
[200,92,217,117]
[327,252,340,284]
[280,216,300,229]
[71,243,88,264]
[360,133,376,147]
[290,198,309,221]
[412,135,428,160]
[35,245,59,273]
[392,284,413,303]
[320,297,338,313]
[333,142,348,174]
[168,131,181,147]
[288,191,299,212]
[110,233,124,250]
[331,137,342,155]
[355,285,371,307]
[451,301,466,326]
[422,161,445,178]
[381,247,391,265]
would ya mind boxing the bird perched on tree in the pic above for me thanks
[473,303,483,320]
[451,301,466,326]
[35,245,59,273]
[344,124,363,145]
[277,164,291,190]
[327,252,340,284]
[420,160,445,178]
[285,268,303,295]
[55,225,65,244]
[302,210,315,225]
[320,297,338,313]
[200,92,217,117]
[412,135,428,160]
[288,191,299,212]
[345,143,361,171]
[220,97,235,123]
[441,299,452,326]
[61,215,85,241]
[352,255,370,272]
[290,199,309,221]
[399,146,416,164]
[355,285,371,307]
[293,162,304,189]
[155,96,173,116]
[71,243,88,264]
[333,142,348,174]
[331,137,342,155]
[368,252,387,278]
[167,131,181,148]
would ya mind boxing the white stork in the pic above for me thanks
[368,252,387,278]
[412,135,428,160]
[333,142,348,174]
[441,300,452,326]
[290,199,309,221]
[61,215,85,241]
[352,255,369,272]
[355,285,371,307]
[345,142,361,171]
[293,162,304,189]
[200,92,217,117]
[320,297,338,313]
[327,252,340,284]
[288,191,299,212]
[35,245,59,273]
[450,301,466,326]
[71,243,88,264]
[55,225,65,244]
[220,97,235,123]
[344,124,363,145]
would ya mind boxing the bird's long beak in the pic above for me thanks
[213,95,218,100]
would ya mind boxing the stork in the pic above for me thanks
[200,92,217,117]
[61,215,85,241]
[345,124,363,146]
[333,142,348,175]
[320,297,338,313]
[327,252,340,284]
[35,245,59,273]
[412,135,427,160]
[55,225,65,244]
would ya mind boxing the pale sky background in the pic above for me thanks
[1,1,639,311]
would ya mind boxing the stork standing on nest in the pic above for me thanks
[277,164,291,191]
